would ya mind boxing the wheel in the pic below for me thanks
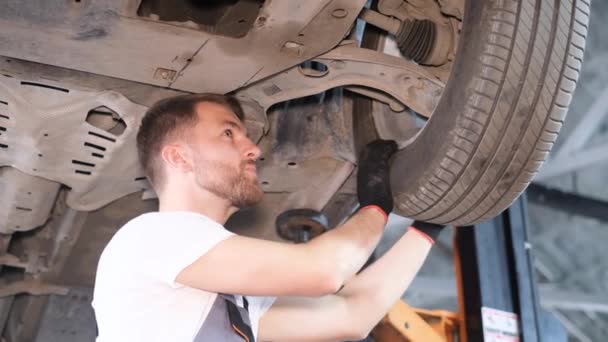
[388,0,590,225]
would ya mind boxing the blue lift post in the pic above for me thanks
[454,195,567,342]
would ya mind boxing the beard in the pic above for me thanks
[192,153,263,208]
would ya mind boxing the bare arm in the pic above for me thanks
[337,229,433,336]
[177,139,398,297]
[258,228,433,342]
[176,140,397,296]
[175,206,386,297]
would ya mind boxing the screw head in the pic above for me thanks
[331,8,348,18]
[153,68,177,81]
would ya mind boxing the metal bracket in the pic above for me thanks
[0,253,26,269]
[237,44,444,117]
[378,0,449,24]
[0,279,69,297]
[372,300,459,341]
[279,161,354,212]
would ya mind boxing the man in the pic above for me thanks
[92,93,445,341]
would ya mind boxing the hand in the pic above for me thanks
[410,220,446,244]
[357,139,399,216]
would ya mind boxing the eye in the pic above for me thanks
[223,129,233,138]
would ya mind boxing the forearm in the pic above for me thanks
[340,229,433,330]
[258,227,435,342]
[305,206,386,286]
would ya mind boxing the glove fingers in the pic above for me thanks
[356,139,398,214]
[360,140,398,163]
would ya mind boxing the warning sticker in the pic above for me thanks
[481,307,520,342]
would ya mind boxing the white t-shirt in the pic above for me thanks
[92,211,275,342]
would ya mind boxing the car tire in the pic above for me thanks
[388,0,590,225]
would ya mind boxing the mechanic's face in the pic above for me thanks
[187,102,263,208]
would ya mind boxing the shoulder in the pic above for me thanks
[132,211,236,254]
[98,211,236,285]
[120,211,229,236]
[104,211,233,256]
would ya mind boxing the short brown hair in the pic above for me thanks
[136,93,245,190]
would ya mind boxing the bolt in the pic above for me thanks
[282,41,304,57]
[298,227,311,243]
[153,68,177,81]
[331,8,348,18]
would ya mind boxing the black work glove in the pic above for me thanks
[411,220,446,244]
[357,139,399,216]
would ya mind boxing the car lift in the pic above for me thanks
[371,195,568,341]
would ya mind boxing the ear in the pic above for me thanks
[160,144,193,173]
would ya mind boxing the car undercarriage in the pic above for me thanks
[0,0,589,339]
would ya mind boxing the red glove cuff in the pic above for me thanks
[409,227,435,245]
[360,205,389,224]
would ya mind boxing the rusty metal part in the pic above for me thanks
[0,253,27,269]
[253,87,357,198]
[360,8,452,66]
[0,297,12,338]
[371,100,421,146]
[137,0,264,38]
[0,279,69,297]
[0,167,61,234]
[228,90,357,242]
[237,44,444,117]
[360,9,438,63]
[0,0,367,94]
[378,0,447,24]
[322,193,358,228]
[345,85,406,112]
[4,194,89,282]
[371,300,459,341]
[439,0,465,20]
[352,19,423,157]
[1,194,90,340]
[275,209,329,243]
[360,8,402,35]
[378,0,409,20]
[278,161,354,212]
[376,0,456,66]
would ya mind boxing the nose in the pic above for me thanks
[243,137,261,160]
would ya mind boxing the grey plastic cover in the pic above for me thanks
[0,75,149,213]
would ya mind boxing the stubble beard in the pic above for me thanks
[193,155,263,208]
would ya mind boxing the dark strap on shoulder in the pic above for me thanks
[193,294,255,342]
[224,295,255,342]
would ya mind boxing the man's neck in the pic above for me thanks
[158,188,237,225]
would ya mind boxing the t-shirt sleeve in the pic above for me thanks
[259,296,276,316]
[250,296,277,340]
[133,213,235,288]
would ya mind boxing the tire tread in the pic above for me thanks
[392,0,588,225]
